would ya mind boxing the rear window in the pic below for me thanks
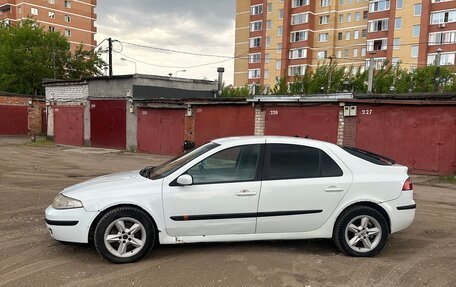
[266,144,343,180]
[342,146,395,166]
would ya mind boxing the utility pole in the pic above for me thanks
[434,48,442,92]
[108,37,113,77]
[367,57,375,93]
[327,56,334,93]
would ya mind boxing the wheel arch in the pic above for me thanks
[88,204,159,244]
[333,201,391,236]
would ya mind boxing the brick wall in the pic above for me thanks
[343,116,357,147]
[0,95,29,105]
[254,106,265,136]
[337,110,344,145]
[0,94,45,135]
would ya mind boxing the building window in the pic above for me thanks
[354,30,359,39]
[344,49,349,58]
[250,37,261,48]
[48,26,55,32]
[337,50,342,59]
[413,25,420,37]
[345,31,350,40]
[289,48,307,59]
[266,36,271,46]
[411,46,419,58]
[369,0,390,13]
[367,38,388,51]
[279,9,284,19]
[288,65,306,76]
[321,0,330,7]
[277,43,282,53]
[248,69,261,79]
[392,57,400,67]
[429,31,456,45]
[393,37,400,49]
[292,0,309,8]
[319,33,329,42]
[278,26,283,36]
[368,19,389,32]
[320,15,329,24]
[414,4,422,16]
[64,29,71,37]
[17,6,22,14]
[48,11,55,18]
[339,14,344,23]
[362,29,367,37]
[249,53,262,63]
[430,10,456,25]
[48,0,55,4]
[250,21,262,32]
[265,53,270,63]
[427,53,456,66]
[64,15,71,23]
[346,13,352,22]
[353,48,358,57]
[292,13,309,25]
[290,30,308,42]
[64,1,71,8]
[276,60,281,70]
[396,0,403,9]
[317,51,327,60]
[264,70,269,79]
[31,7,38,15]
[338,32,343,40]
[361,47,366,56]
[355,12,360,21]
[340,0,344,4]
[267,2,272,12]
[363,11,368,20]
[395,17,402,29]
[266,20,271,30]
[251,4,263,15]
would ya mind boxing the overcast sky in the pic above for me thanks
[95,0,236,84]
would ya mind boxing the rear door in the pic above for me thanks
[256,142,352,233]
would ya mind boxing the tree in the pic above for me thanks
[0,19,105,95]
[221,84,250,97]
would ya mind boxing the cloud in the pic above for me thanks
[95,0,236,83]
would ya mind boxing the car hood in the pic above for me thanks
[61,170,158,200]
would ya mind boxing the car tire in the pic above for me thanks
[94,207,156,264]
[333,205,388,257]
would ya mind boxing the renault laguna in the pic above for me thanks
[45,136,416,263]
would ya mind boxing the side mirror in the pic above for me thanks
[176,174,193,186]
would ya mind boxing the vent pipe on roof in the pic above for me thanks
[217,67,225,97]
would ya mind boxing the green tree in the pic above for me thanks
[221,84,250,97]
[0,19,105,95]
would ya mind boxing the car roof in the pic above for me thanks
[212,136,335,147]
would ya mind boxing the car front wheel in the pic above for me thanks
[94,207,156,263]
[333,206,388,257]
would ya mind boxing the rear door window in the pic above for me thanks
[265,144,343,180]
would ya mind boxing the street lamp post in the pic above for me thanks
[120,58,137,74]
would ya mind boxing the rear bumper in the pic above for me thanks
[45,205,98,243]
[380,190,416,233]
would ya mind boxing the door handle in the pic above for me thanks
[324,186,345,192]
[236,190,257,196]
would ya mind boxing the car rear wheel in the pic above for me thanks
[333,206,388,257]
[94,207,156,263]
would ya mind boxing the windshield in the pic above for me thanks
[143,142,220,180]
[342,146,395,166]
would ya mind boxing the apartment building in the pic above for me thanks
[234,0,456,89]
[0,0,96,51]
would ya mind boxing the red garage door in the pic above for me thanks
[194,106,255,146]
[53,106,84,146]
[356,105,456,175]
[265,106,340,143]
[137,108,184,155]
[0,105,28,135]
[90,100,126,149]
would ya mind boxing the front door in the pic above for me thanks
[162,144,264,237]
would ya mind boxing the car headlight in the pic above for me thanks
[52,194,83,209]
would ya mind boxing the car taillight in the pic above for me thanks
[402,178,413,191]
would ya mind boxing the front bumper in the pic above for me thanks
[45,205,99,243]
[380,190,416,233]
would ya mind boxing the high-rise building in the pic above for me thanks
[234,0,456,90]
[0,0,96,51]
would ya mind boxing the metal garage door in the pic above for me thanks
[356,105,456,175]
[264,106,340,143]
[90,100,126,149]
[137,108,184,155]
[0,105,28,135]
[53,106,84,146]
[194,106,255,146]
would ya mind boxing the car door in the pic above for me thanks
[256,142,352,233]
[162,144,264,237]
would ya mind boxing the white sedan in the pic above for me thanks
[45,136,416,263]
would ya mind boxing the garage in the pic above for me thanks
[90,100,126,149]
[356,105,456,175]
[264,106,340,143]
[194,105,255,146]
[0,105,28,135]
[53,106,84,146]
[137,108,185,155]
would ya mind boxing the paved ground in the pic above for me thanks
[0,136,455,287]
